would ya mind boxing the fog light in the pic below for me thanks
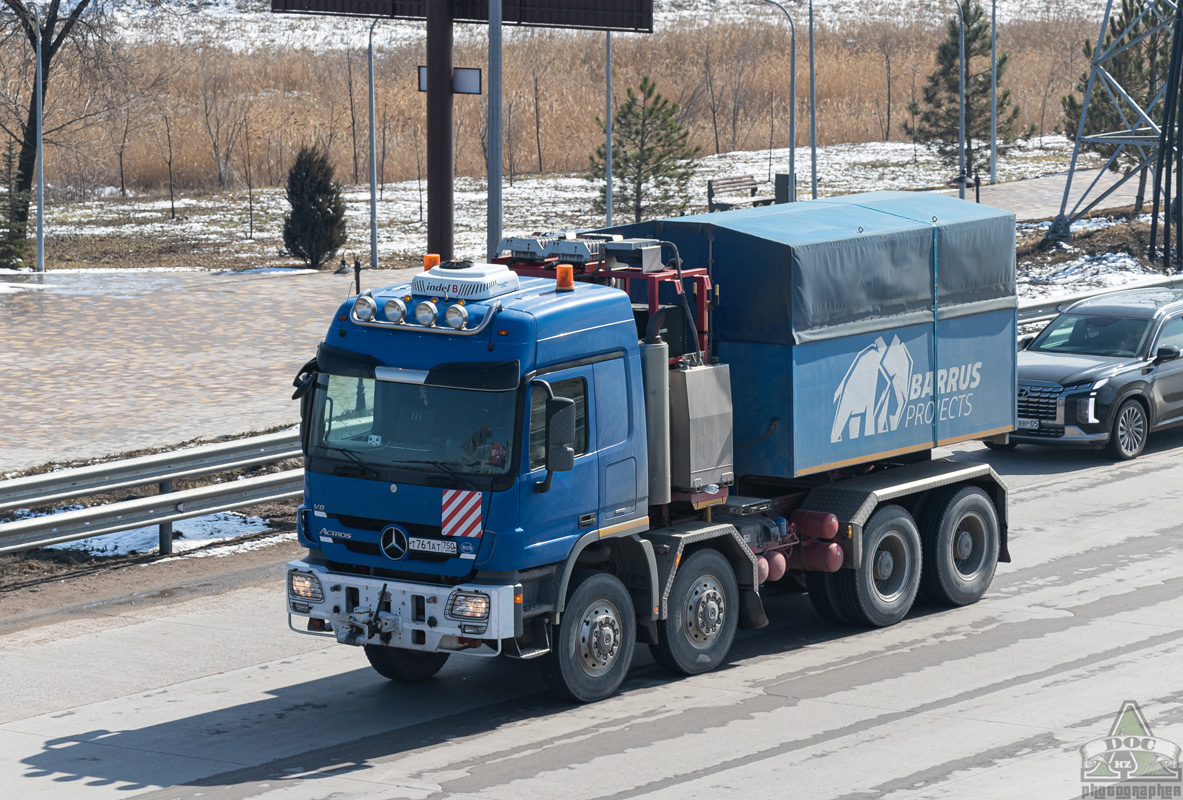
[288,571,324,603]
[353,296,377,322]
[415,301,438,326]
[445,304,469,330]
[384,298,406,323]
[447,591,490,620]
[1077,396,1099,424]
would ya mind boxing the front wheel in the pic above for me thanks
[651,548,739,675]
[540,570,636,703]
[919,486,1000,606]
[1106,398,1148,460]
[364,645,450,682]
[835,504,922,628]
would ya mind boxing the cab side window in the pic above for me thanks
[1158,317,1183,351]
[529,378,588,471]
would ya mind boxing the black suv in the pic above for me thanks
[1003,287,1183,459]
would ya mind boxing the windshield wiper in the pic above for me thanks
[388,459,479,490]
[323,447,382,479]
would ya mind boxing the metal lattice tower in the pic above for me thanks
[1047,0,1180,243]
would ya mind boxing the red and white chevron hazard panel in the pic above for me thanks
[441,489,483,538]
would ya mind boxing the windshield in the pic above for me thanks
[308,374,517,476]
[1030,314,1152,358]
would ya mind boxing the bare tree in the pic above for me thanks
[853,15,921,142]
[0,0,112,260]
[703,44,722,154]
[198,49,249,188]
[346,48,359,184]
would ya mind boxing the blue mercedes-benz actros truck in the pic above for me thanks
[285,192,1017,702]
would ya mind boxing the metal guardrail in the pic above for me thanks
[0,430,300,514]
[0,432,303,557]
[1016,275,1183,325]
[0,471,304,556]
[0,277,1174,558]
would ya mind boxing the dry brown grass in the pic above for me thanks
[0,7,1098,198]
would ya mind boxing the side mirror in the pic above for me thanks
[545,397,576,473]
[1018,335,1035,351]
[1155,344,1181,364]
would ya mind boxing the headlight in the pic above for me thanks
[384,298,406,324]
[445,304,469,330]
[288,571,324,603]
[1063,378,1108,393]
[353,296,377,322]
[447,591,490,620]
[415,301,438,326]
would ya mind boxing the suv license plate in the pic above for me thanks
[409,537,458,555]
[1016,418,1040,430]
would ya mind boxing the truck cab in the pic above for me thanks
[289,261,653,676]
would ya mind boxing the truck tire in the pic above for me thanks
[364,645,450,682]
[919,486,1000,607]
[1106,398,1148,460]
[651,548,739,676]
[806,571,851,625]
[540,570,636,703]
[835,505,921,628]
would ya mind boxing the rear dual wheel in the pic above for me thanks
[834,505,923,628]
[918,487,1000,607]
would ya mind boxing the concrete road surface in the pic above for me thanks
[2,438,1182,800]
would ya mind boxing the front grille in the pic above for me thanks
[1022,425,1065,439]
[1017,383,1061,422]
[333,514,442,538]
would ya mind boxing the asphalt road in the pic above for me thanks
[2,438,1182,800]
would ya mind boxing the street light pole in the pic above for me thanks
[367,18,379,270]
[954,0,967,200]
[808,0,817,199]
[30,3,44,272]
[990,0,997,184]
[760,0,796,201]
[606,31,613,226]
[488,0,502,258]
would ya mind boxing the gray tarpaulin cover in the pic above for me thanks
[607,190,1016,345]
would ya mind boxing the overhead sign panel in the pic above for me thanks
[270,0,654,32]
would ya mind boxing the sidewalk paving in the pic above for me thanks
[0,169,1140,475]
[2,268,414,474]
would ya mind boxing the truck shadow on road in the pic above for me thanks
[18,590,881,796]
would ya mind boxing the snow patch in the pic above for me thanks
[37,511,274,557]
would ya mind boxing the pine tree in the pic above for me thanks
[1062,0,1170,212]
[0,141,30,268]
[589,77,700,223]
[905,0,1030,180]
[282,145,347,270]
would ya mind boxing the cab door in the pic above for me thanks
[517,367,598,566]
[1149,315,1183,427]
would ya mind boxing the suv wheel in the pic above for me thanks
[1106,398,1148,460]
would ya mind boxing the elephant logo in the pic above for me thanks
[831,335,914,443]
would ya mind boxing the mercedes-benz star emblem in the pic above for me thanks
[380,525,409,561]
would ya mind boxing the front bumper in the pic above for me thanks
[285,560,518,654]
[1010,425,1110,446]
